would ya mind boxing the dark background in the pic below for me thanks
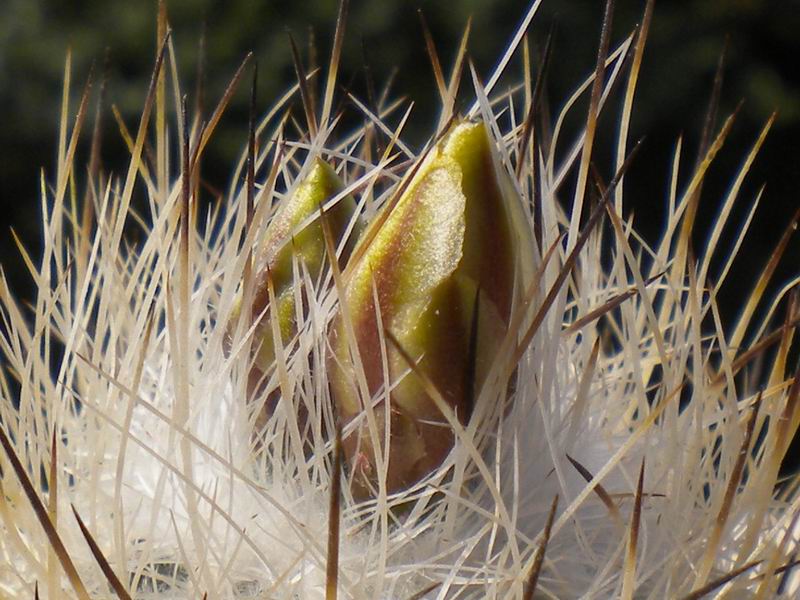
[1,0,799,455]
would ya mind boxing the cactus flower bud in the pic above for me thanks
[230,158,362,428]
[329,120,533,496]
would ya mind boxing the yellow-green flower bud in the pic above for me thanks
[230,158,362,427]
[329,120,532,497]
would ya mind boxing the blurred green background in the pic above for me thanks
[1,0,799,428]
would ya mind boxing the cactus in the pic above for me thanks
[0,1,799,598]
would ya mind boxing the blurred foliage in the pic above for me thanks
[1,0,798,324]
